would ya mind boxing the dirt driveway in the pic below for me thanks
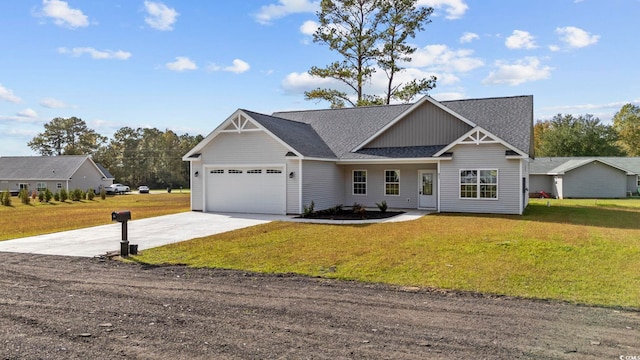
[1,252,638,359]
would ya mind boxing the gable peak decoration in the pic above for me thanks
[460,128,499,145]
[222,113,259,133]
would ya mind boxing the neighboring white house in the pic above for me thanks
[183,95,534,215]
[0,155,114,194]
[530,157,640,199]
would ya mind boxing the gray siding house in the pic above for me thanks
[183,95,534,215]
[0,156,114,195]
[530,157,640,198]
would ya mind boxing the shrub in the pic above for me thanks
[71,189,84,201]
[53,192,60,202]
[302,201,315,218]
[100,187,106,200]
[87,188,95,200]
[328,204,343,215]
[31,191,37,200]
[19,189,30,205]
[59,189,68,202]
[38,191,45,202]
[352,202,366,219]
[1,190,10,206]
[44,189,53,203]
[376,200,388,213]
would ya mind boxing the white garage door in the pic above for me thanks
[205,167,286,214]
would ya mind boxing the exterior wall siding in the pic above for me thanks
[563,162,627,198]
[627,175,640,194]
[301,160,343,211]
[439,143,522,214]
[190,160,203,211]
[529,174,553,195]
[286,158,301,214]
[366,102,472,148]
[342,163,437,209]
[200,131,289,164]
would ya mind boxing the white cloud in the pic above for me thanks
[431,92,466,101]
[58,47,132,60]
[225,59,250,74]
[411,44,484,73]
[300,20,319,36]
[166,57,197,72]
[39,97,68,108]
[38,0,89,28]
[17,108,38,118]
[505,30,537,49]
[144,1,179,31]
[0,84,22,103]
[459,32,478,43]
[548,44,560,52]
[208,59,251,74]
[417,0,469,20]
[281,71,337,94]
[556,26,599,48]
[255,0,320,24]
[483,57,552,86]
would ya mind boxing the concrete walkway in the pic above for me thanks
[0,210,428,258]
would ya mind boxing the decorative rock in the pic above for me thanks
[98,323,113,328]
[78,333,92,337]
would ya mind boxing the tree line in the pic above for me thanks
[28,117,203,189]
[534,104,640,157]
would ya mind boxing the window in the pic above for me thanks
[210,169,224,174]
[637,175,640,187]
[247,169,262,174]
[57,183,62,189]
[266,169,282,174]
[384,170,400,196]
[353,170,367,195]
[460,169,498,199]
[228,169,243,174]
[36,182,47,191]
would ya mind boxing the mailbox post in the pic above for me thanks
[111,210,131,257]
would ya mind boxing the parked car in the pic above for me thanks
[104,183,130,195]
[138,185,150,194]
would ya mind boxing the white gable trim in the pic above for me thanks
[352,95,477,152]
[434,126,527,157]
[182,109,303,161]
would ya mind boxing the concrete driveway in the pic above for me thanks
[0,212,283,258]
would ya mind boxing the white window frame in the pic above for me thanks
[637,175,640,187]
[57,183,63,189]
[352,170,367,195]
[384,169,400,196]
[36,182,47,191]
[459,169,498,200]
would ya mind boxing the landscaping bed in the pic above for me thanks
[299,208,404,220]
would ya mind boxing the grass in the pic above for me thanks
[0,193,190,241]
[134,198,640,308]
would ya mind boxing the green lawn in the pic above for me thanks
[134,198,640,308]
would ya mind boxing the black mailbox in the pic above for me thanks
[111,210,131,222]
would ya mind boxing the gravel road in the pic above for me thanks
[0,252,638,359]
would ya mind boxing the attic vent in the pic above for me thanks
[505,150,518,156]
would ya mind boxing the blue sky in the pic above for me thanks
[1,0,638,156]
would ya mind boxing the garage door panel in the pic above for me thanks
[205,167,285,214]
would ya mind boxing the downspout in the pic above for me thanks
[437,161,441,213]
[298,159,303,214]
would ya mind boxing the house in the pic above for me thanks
[183,95,534,215]
[530,157,640,199]
[0,155,114,195]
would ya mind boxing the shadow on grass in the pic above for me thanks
[434,203,640,230]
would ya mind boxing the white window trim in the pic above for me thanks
[384,169,401,196]
[36,182,47,191]
[352,169,367,196]
[459,169,499,200]
[637,175,640,187]
[57,183,62,189]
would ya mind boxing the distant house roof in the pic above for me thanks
[0,156,112,180]
[531,157,640,175]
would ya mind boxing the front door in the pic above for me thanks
[418,170,437,209]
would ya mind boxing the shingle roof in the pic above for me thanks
[441,96,533,155]
[270,96,533,159]
[242,110,337,158]
[346,145,448,159]
[531,157,640,175]
[0,156,105,180]
[273,104,412,158]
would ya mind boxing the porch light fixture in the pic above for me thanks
[194,171,199,177]
[289,171,295,179]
